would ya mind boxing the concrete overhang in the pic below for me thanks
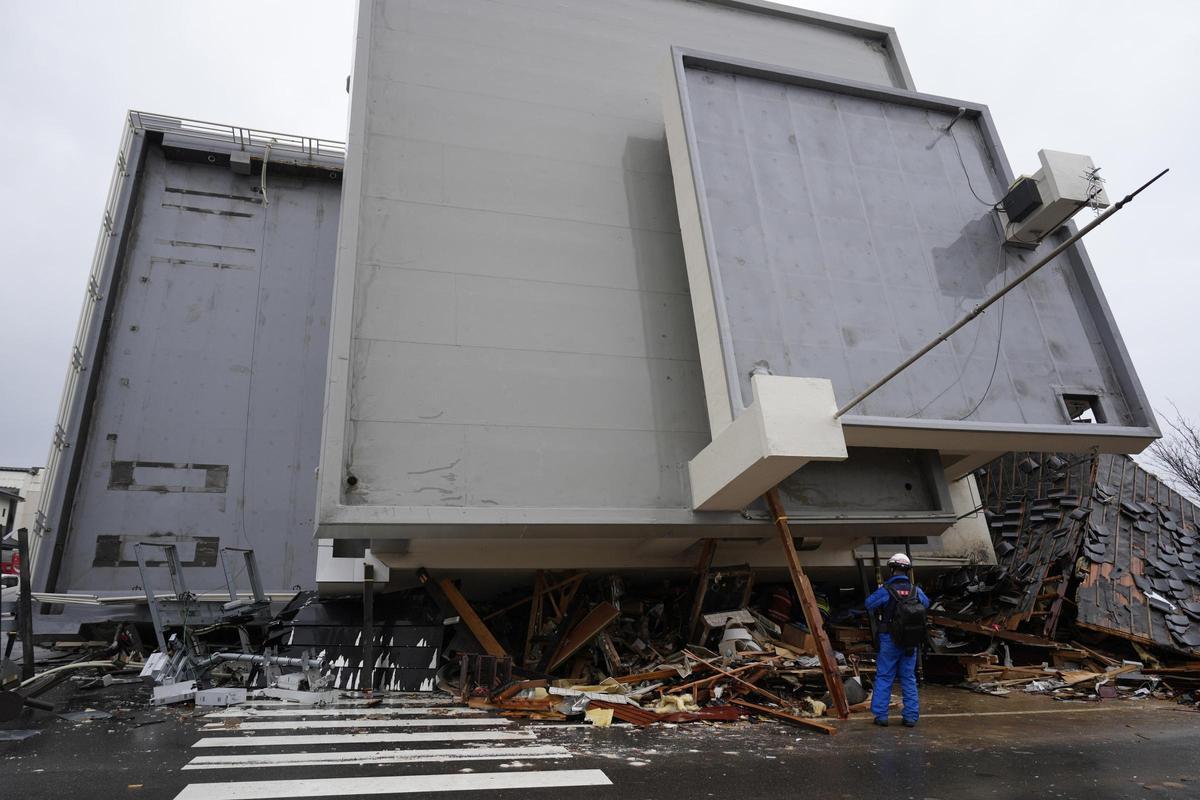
[687,374,847,510]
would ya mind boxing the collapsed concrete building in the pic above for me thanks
[29,1,1157,619]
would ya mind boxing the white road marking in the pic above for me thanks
[193,730,536,748]
[240,697,456,708]
[173,769,612,799]
[917,706,1135,719]
[204,706,484,719]
[201,717,509,731]
[183,744,571,770]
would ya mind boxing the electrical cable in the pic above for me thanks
[907,211,1010,421]
[237,155,275,552]
[957,246,1009,421]
[946,123,1003,209]
[19,661,137,689]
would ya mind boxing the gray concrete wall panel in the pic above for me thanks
[666,51,1156,454]
[47,140,340,592]
[319,0,954,536]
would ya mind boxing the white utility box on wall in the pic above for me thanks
[999,149,1109,246]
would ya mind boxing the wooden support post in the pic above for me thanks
[687,539,717,642]
[765,489,850,719]
[439,578,509,658]
[523,571,545,667]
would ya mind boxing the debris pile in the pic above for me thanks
[440,452,1200,725]
[922,452,1200,702]
[10,453,1200,725]
[433,568,884,735]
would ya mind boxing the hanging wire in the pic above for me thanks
[906,195,1011,420]
[943,118,1004,209]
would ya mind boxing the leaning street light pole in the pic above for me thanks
[834,168,1169,419]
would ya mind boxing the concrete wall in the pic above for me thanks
[319,0,929,537]
[37,130,341,593]
[370,472,993,574]
[663,53,1156,455]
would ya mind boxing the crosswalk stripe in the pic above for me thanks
[204,706,485,719]
[183,744,571,770]
[193,730,536,748]
[172,769,613,799]
[201,717,510,731]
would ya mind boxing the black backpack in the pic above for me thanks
[885,582,927,648]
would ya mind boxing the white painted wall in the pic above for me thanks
[0,466,43,534]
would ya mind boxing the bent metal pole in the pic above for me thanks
[834,168,1169,419]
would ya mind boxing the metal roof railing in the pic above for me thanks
[128,110,346,160]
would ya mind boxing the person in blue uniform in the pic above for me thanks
[865,552,929,727]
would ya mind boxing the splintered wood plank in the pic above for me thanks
[438,579,508,658]
[730,699,837,735]
[766,489,850,719]
[547,602,619,672]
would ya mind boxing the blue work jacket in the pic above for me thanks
[865,575,930,623]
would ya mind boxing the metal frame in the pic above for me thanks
[135,542,275,664]
[665,47,1159,454]
[220,547,268,606]
[129,111,345,161]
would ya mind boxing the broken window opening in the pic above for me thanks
[1062,393,1105,424]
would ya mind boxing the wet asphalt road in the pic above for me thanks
[3,684,1199,800]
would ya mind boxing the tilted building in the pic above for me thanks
[312,0,1155,580]
[32,1,1156,606]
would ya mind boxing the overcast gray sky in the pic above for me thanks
[2,1,1195,469]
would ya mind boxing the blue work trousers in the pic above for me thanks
[870,633,919,722]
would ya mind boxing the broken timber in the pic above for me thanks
[766,488,850,719]
[437,578,508,658]
[731,699,837,735]
[547,602,620,672]
[683,649,787,705]
[928,614,1074,648]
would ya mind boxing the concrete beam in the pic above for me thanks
[687,374,847,511]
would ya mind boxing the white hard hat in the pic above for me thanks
[887,552,911,568]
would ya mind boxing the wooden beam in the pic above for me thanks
[682,649,786,705]
[929,613,1069,648]
[438,578,508,658]
[665,662,764,694]
[485,573,586,622]
[765,489,851,719]
[730,699,837,735]
[611,668,681,684]
[686,539,717,642]
[522,571,545,667]
[547,602,619,672]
